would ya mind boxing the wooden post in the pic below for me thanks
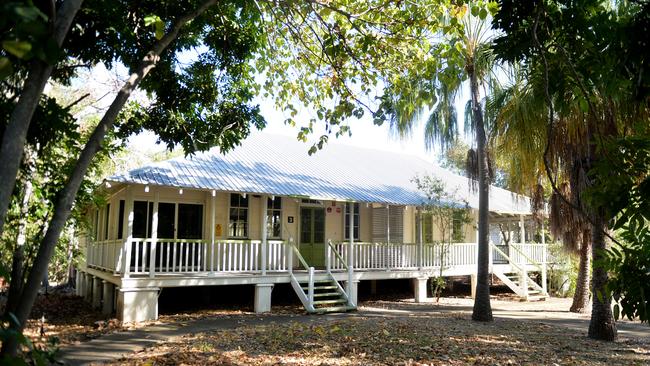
[308,266,315,306]
[261,195,268,275]
[541,219,548,293]
[347,202,354,306]
[122,185,134,278]
[287,237,294,275]
[326,239,331,272]
[417,207,423,270]
[149,188,159,278]
[210,191,216,272]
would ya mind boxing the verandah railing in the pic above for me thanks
[86,238,287,275]
[87,239,547,276]
[328,242,478,271]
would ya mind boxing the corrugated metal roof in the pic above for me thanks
[108,133,531,214]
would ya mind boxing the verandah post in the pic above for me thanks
[149,188,159,278]
[261,195,268,275]
[122,185,134,278]
[210,190,216,272]
[347,202,354,306]
[541,219,548,293]
[417,207,423,270]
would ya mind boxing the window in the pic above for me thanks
[452,211,465,242]
[267,197,282,238]
[132,201,149,238]
[117,200,125,239]
[94,210,99,240]
[229,193,249,237]
[177,203,203,239]
[104,204,111,240]
[344,202,360,241]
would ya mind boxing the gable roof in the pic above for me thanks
[108,133,531,214]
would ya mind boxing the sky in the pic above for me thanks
[79,61,471,166]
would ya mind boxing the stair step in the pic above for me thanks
[312,305,356,314]
[313,299,347,305]
[314,292,341,298]
[302,285,339,291]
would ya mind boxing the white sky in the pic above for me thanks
[79,61,471,165]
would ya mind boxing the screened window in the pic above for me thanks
[104,204,111,240]
[422,212,433,243]
[229,194,249,237]
[94,210,99,240]
[267,197,282,239]
[132,201,149,238]
[117,200,125,239]
[344,203,360,241]
[452,211,465,242]
[178,203,203,239]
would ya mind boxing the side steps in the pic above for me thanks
[290,270,356,314]
[300,279,355,314]
[494,271,549,301]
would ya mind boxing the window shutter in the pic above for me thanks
[372,205,404,243]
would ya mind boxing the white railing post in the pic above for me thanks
[326,239,331,272]
[122,185,134,278]
[210,190,216,273]
[417,208,423,270]
[287,237,294,275]
[308,266,315,306]
[541,220,548,293]
[149,188,159,278]
[347,203,354,305]
[261,195,268,275]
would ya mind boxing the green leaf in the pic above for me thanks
[471,6,479,17]
[2,40,32,58]
[479,8,488,20]
[0,57,13,79]
[144,15,164,40]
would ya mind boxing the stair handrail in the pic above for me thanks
[490,243,525,273]
[288,238,310,271]
[509,243,544,272]
[324,240,350,303]
[491,243,548,297]
[326,240,349,271]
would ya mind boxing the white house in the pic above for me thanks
[76,133,548,322]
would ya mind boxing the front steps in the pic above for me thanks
[300,279,355,313]
[290,270,356,314]
[494,270,549,301]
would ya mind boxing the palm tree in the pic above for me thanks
[489,69,593,313]
[379,3,497,321]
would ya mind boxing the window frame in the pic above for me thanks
[343,202,361,241]
[228,193,249,238]
[266,196,282,239]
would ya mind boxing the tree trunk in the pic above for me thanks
[0,0,218,357]
[0,0,83,238]
[5,168,35,316]
[469,67,493,322]
[570,230,591,313]
[588,215,617,341]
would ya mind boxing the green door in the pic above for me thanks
[300,207,326,267]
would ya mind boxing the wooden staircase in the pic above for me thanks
[493,270,548,301]
[288,240,356,314]
[491,243,549,301]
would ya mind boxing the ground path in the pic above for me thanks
[58,297,648,365]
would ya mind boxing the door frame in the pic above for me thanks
[299,205,327,267]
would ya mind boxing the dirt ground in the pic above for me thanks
[104,301,649,366]
[22,291,650,365]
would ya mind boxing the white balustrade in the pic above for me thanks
[86,238,547,276]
